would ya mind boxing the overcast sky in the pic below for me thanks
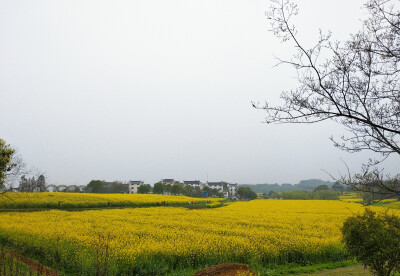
[1,0,398,186]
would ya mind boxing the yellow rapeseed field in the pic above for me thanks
[0,199,392,274]
[0,192,222,209]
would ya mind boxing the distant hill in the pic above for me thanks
[240,179,336,193]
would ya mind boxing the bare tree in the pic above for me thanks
[255,0,400,199]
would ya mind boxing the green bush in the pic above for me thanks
[342,209,400,276]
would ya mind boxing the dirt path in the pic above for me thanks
[299,265,372,275]
[4,249,61,276]
[193,263,254,276]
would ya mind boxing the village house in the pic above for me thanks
[228,183,238,198]
[129,180,144,194]
[206,181,224,193]
[161,179,175,185]
[183,180,202,189]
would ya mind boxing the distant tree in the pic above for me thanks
[153,182,164,194]
[72,186,81,193]
[342,209,400,276]
[237,187,257,200]
[0,139,16,190]
[0,139,26,192]
[36,175,46,192]
[108,182,128,193]
[85,180,128,193]
[86,180,105,193]
[164,184,172,195]
[314,190,339,200]
[202,186,212,197]
[332,182,345,192]
[202,186,223,197]
[271,190,338,200]
[193,186,202,198]
[18,176,30,192]
[19,176,37,192]
[170,184,182,195]
[182,185,193,197]
[314,185,329,192]
[137,184,151,194]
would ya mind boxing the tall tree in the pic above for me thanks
[170,184,182,195]
[18,176,29,192]
[36,175,46,192]
[0,139,17,191]
[153,182,164,194]
[256,0,400,199]
[237,187,258,200]
[137,184,151,194]
[86,180,105,193]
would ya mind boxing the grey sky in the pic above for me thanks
[1,0,398,186]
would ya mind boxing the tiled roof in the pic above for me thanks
[130,180,143,185]
[184,180,201,185]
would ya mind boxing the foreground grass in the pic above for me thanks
[0,247,49,276]
[167,260,360,275]
[298,264,372,275]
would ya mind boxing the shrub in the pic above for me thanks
[342,209,400,276]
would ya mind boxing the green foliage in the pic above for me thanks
[86,180,128,193]
[182,185,193,197]
[137,184,151,194]
[201,186,223,197]
[181,186,202,197]
[153,182,164,194]
[332,182,345,192]
[0,139,16,190]
[86,180,105,193]
[36,175,46,192]
[314,185,329,192]
[342,209,400,276]
[0,247,44,276]
[237,187,257,200]
[18,175,47,192]
[268,190,339,200]
[170,184,182,195]
[240,179,335,193]
[164,184,172,194]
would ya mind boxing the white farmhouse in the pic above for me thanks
[129,180,144,194]
[228,183,238,198]
[206,182,224,193]
[162,179,175,185]
[183,180,202,189]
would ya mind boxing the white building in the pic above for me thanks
[129,180,144,194]
[162,179,176,185]
[183,180,202,189]
[228,183,238,198]
[206,182,224,193]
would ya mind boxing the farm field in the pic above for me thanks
[339,193,400,208]
[0,197,392,275]
[0,192,222,210]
